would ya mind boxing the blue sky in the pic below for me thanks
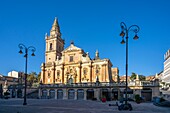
[0,0,170,76]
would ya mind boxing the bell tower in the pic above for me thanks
[45,17,65,63]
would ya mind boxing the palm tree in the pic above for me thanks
[27,72,37,86]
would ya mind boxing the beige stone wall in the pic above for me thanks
[63,51,83,64]
[111,67,119,82]
[42,59,113,84]
[152,87,160,97]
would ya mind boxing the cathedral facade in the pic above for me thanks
[41,18,118,84]
[38,18,159,101]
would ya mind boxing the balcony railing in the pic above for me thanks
[39,81,157,88]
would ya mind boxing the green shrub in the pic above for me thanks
[135,94,140,103]
[4,91,10,96]
[4,91,10,99]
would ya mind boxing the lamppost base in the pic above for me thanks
[118,103,132,111]
[23,102,27,105]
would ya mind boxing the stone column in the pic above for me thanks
[89,63,92,83]
[55,89,57,99]
[79,64,82,83]
[63,89,67,99]
[74,89,77,100]
[104,64,107,82]
[22,89,24,98]
[101,65,104,82]
[118,86,121,100]
[41,63,45,83]
[91,66,94,82]
[84,89,87,100]
[94,88,100,101]
[38,88,41,99]
[61,65,64,84]
[52,63,56,84]
[108,88,112,100]
[47,89,50,99]
[15,90,18,98]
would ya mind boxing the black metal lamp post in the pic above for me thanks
[119,22,140,110]
[18,43,36,105]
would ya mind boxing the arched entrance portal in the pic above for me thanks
[112,89,118,100]
[101,89,110,101]
[68,89,75,99]
[49,89,55,99]
[77,89,84,100]
[42,89,48,99]
[57,89,63,99]
[87,89,94,100]
[141,88,152,101]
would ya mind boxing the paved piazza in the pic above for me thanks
[0,99,170,113]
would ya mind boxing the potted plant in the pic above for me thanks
[101,95,106,102]
[135,94,140,104]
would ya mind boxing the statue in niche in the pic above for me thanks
[56,78,61,82]
[95,65,100,75]
[82,68,89,82]
[70,69,73,73]
[65,66,78,83]
[56,72,61,82]
[65,68,69,74]
[73,67,77,76]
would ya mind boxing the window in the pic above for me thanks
[48,72,51,78]
[70,69,73,73]
[83,68,88,75]
[96,65,100,74]
[49,43,53,50]
[70,56,73,62]
[57,71,60,77]
[96,69,99,74]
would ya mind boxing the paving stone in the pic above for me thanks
[0,99,170,113]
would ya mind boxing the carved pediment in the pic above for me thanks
[62,42,82,53]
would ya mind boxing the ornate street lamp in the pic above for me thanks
[18,43,36,105]
[119,22,140,110]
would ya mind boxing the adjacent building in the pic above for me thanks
[162,49,170,85]
[0,74,19,98]
[8,71,19,78]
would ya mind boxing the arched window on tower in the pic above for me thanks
[50,43,53,51]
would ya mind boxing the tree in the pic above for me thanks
[27,72,37,86]
[130,72,137,80]
[139,75,145,81]
[37,72,41,83]
[130,72,146,81]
